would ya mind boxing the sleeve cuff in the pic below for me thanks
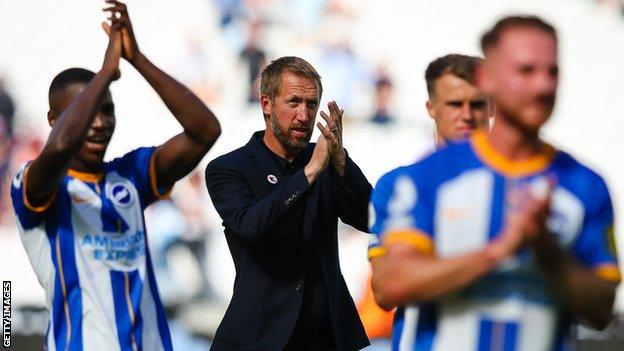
[333,157,361,199]
[594,263,621,282]
[368,246,387,260]
[22,164,56,213]
[149,151,173,200]
[382,228,435,256]
[282,170,310,208]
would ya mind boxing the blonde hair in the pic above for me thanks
[260,56,322,102]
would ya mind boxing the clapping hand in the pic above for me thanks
[317,101,346,176]
[102,0,140,63]
[101,20,122,80]
[487,178,555,261]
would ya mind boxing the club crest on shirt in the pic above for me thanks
[109,182,134,207]
[385,175,417,229]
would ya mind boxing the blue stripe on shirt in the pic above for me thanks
[145,245,173,350]
[51,189,83,351]
[477,318,519,351]
[392,308,405,351]
[488,175,505,241]
[414,304,436,351]
[111,270,144,351]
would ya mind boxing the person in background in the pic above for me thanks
[362,53,490,349]
[0,77,15,136]
[370,72,394,125]
[240,20,267,104]
[424,54,490,145]
[0,77,16,222]
[0,117,10,221]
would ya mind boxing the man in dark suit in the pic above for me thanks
[205,56,371,351]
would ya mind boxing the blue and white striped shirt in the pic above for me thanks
[369,131,620,351]
[11,147,173,351]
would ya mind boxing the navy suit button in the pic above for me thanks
[295,283,303,292]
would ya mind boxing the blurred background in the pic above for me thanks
[1,0,624,349]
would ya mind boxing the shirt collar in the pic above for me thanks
[259,133,306,173]
[470,130,556,177]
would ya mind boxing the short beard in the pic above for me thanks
[270,113,310,154]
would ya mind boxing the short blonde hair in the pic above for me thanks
[260,56,323,101]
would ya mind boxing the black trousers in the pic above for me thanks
[283,332,336,351]
[283,311,336,351]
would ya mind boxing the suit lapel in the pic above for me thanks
[243,131,284,195]
[244,131,319,242]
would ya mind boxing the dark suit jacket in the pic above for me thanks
[205,131,371,351]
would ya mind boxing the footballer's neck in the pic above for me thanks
[68,157,105,174]
[434,131,447,149]
[487,116,544,161]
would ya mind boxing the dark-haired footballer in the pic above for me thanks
[10,1,220,350]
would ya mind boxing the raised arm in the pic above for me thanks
[25,25,122,208]
[104,0,221,190]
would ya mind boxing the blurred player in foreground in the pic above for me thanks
[10,1,221,350]
[369,16,619,351]
[362,53,490,346]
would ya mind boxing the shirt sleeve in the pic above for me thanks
[10,162,53,229]
[368,169,434,260]
[572,177,620,282]
[110,147,172,209]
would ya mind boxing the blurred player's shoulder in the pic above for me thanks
[376,138,479,192]
[419,137,476,171]
[551,147,611,200]
[553,148,606,181]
